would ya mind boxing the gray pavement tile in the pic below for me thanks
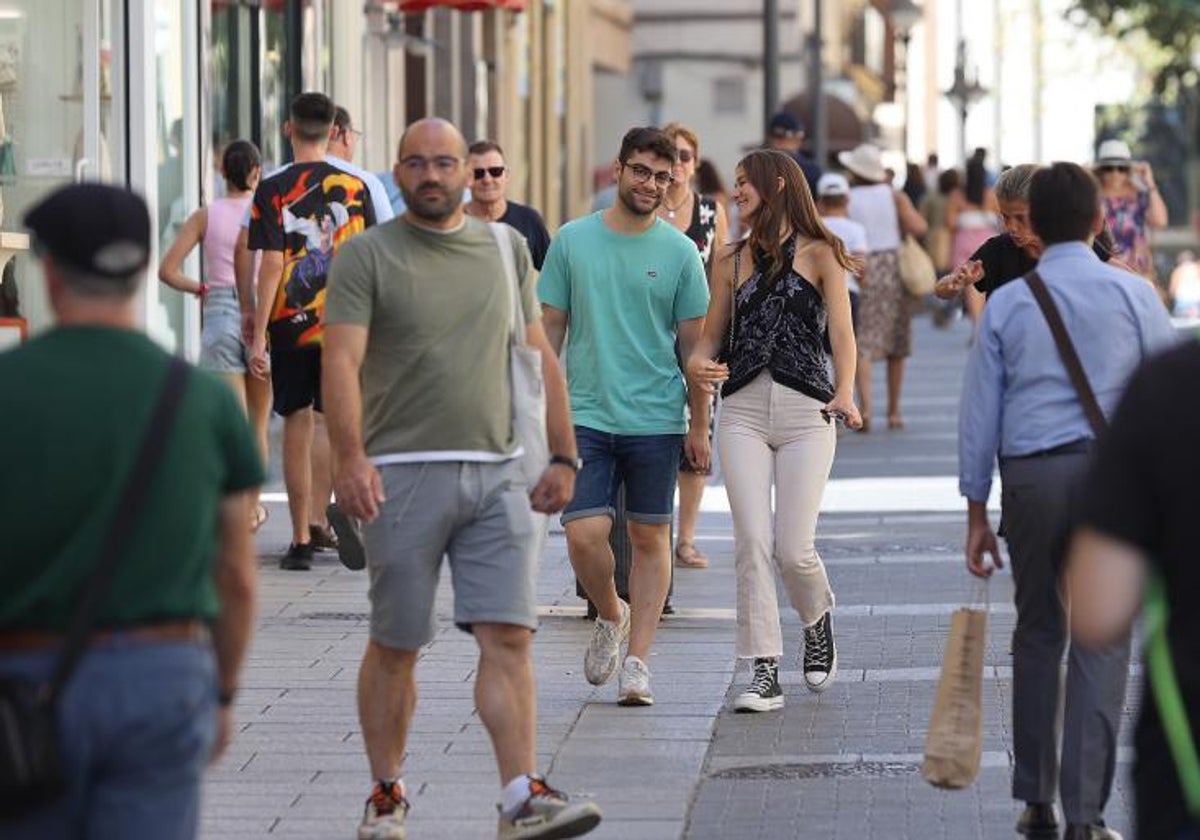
[204,317,1138,839]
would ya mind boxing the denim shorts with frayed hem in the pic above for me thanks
[561,425,684,526]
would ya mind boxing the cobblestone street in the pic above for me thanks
[204,315,1138,840]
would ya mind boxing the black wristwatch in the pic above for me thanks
[550,454,583,473]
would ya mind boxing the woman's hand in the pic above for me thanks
[686,355,729,395]
[823,392,863,430]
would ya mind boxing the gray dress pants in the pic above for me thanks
[999,451,1131,824]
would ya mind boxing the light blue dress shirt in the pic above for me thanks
[958,241,1176,502]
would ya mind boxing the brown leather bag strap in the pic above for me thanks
[1023,270,1107,437]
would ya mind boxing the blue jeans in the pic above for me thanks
[562,425,683,526]
[0,641,217,840]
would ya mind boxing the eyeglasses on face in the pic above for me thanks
[622,162,674,187]
[340,127,362,139]
[399,156,463,175]
[1098,165,1130,173]
[676,148,694,164]
[473,166,506,180]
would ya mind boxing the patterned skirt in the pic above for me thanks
[857,249,911,361]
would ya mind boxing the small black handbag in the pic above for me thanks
[0,356,190,818]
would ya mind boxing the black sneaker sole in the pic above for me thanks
[279,557,312,571]
[327,503,366,571]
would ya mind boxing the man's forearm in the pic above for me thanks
[253,265,282,340]
[324,355,367,460]
[213,493,257,698]
[541,350,575,457]
[967,499,990,525]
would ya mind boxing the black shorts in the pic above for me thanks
[270,346,322,416]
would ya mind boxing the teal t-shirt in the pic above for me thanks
[538,212,709,435]
[0,327,264,631]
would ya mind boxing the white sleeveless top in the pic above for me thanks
[847,183,901,253]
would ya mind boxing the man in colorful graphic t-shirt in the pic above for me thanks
[248,91,378,571]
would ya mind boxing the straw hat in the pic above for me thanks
[837,143,888,183]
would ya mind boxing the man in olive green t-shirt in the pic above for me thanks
[323,117,601,840]
[0,184,261,839]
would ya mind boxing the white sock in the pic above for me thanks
[501,774,534,818]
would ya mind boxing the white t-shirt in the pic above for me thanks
[822,215,867,295]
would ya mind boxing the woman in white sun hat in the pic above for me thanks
[1095,138,1168,280]
[838,143,927,432]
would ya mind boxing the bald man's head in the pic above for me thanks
[394,118,469,224]
[396,118,468,163]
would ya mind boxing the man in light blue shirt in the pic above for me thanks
[539,127,710,707]
[958,162,1175,840]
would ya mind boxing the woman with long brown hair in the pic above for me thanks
[686,149,862,713]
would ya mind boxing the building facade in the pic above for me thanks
[0,0,630,354]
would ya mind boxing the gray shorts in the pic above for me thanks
[198,287,247,374]
[364,459,542,650]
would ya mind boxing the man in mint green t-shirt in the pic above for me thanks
[539,126,710,707]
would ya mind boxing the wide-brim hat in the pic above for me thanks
[1096,139,1133,167]
[837,143,887,183]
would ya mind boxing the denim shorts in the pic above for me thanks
[198,287,247,374]
[562,425,684,526]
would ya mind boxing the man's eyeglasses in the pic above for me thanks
[473,166,506,180]
[399,155,463,175]
[676,149,694,164]
[622,162,674,188]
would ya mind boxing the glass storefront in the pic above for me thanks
[0,1,124,337]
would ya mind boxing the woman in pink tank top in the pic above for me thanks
[159,140,271,530]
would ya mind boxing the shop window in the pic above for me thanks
[713,77,746,115]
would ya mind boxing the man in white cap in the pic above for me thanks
[816,172,866,335]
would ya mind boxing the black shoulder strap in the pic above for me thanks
[46,355,192,701]
[1023,270,1107,437]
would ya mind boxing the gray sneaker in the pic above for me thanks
[583,601,629,685]
[497,775,601,840]
[358,782,409,840]
[617,655,654,706]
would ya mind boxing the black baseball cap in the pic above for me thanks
[25,183,151,278]
[768,111,805,136]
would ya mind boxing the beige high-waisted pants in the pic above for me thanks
[718,371,836,659]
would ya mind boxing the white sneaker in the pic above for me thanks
[617,655,654,706]
[358,782,409,840]
[583,601,629,685]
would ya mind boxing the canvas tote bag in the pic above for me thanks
[490,223,549,489]
[898,234,937,297]
[922,584,989,789]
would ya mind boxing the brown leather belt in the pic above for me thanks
[0,618,210,652]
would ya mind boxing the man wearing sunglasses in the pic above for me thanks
[539,126,710,707]
[465,140,551,271]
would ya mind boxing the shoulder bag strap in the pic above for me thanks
[1023,270,1107,437]
[1144,574,1200,816]
[45,355,191,702]
[489,222,524,345]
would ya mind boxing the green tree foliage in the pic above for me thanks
[1071,0,1198,91]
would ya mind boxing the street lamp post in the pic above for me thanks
[944,39,987,164]
[764,0,780,132]
[889,0,923,158]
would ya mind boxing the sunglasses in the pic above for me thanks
[1098,165,1130,173]
[473,166,506,179]
[676,149,694,164]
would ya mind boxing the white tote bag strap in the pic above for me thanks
[489,222,525,344]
